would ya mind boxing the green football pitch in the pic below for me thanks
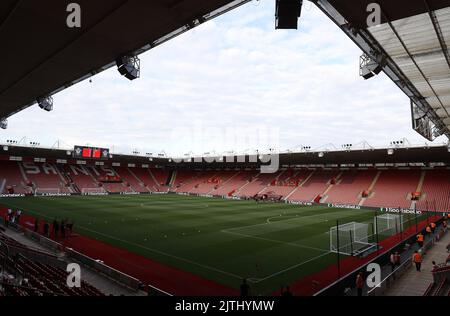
[0,194,416,294]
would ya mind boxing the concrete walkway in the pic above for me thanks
[384,230,450,296]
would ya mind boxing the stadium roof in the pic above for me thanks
[315,0,450,140]
[2,144,450,169]
[0,0,249,119]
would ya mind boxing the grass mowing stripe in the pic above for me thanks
[15,207,246,281]
[0,195,384,294]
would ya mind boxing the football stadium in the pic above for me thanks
[1,0,450,302]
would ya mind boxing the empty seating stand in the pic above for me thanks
[416,170,450,212]
[364,170,421,209]
[326,170,378,205]
[0,232,104,296]
[0,161,29,194]
[288,170,340,202]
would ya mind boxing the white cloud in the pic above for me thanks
[1,1,447,156]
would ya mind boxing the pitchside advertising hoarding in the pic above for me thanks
[73,146,110,160]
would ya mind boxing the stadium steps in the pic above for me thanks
[168,170,177,187]
[257,170,288,195]
[408,170,427,209]
[384,229,450,296]
[233,174,259,197]
[126,168,151,193]
[54,164,74,193]
[416,170,427,193]
[416,170,450,212]
[364,170,422,209]
[56,166,79,193]
[85,166,101,186]
[207,171,241,195]
[18,161,29,184]
[359,170,381,206]
[147,169,161,190]
[284,170,315,201]
[319,171,344,202]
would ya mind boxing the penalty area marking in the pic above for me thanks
[17,207,332,285]
[221,229,329,253]
[249,251,332,284]
[14,207,244,281]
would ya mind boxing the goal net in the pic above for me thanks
[81,187,106,195]
[330,222,374,256]
[375,213,404,237]
[35,188,61,195]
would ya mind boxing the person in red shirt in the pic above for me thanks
[355,272,364,296]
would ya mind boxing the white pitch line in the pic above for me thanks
[221,229,329,253]
[250,251,332,283]
[76,226,245,281]
[16,204,338,286]
[226,209,354,233]
[14,208,245,281]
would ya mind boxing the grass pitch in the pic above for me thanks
[0,194,411,294]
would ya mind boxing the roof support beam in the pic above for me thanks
[316,0,450,139]
[0,0,131,100]
[380,10,450,120]
[424,0,450,71]
[0,0,21,35]
[313,0,450,139]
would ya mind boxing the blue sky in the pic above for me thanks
[1,0,446,156]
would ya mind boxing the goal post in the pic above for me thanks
[330,222,374,256]
[374,213,405,237]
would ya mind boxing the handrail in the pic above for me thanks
[147,284,173,296]
[367,257,412,296]
[423,282,435,296]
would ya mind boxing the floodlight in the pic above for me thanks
[37,96,54,112]
[0,118,7,129]
[116,55,140,81]
[360,53,386,80]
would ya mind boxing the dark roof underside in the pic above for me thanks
[0,0,245,119]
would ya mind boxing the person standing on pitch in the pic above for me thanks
[16,209,22,224]
[240,279,250,297]
[34,218,39,232]
[44,221,49,237]
[53,218,59,238]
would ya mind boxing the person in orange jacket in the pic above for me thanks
[412,250,423,272]
[416,232,424,248]
[430,222,436,234]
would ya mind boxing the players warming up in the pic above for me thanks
[2,209,75,240]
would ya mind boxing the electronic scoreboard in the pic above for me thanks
[73,146,110,160]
